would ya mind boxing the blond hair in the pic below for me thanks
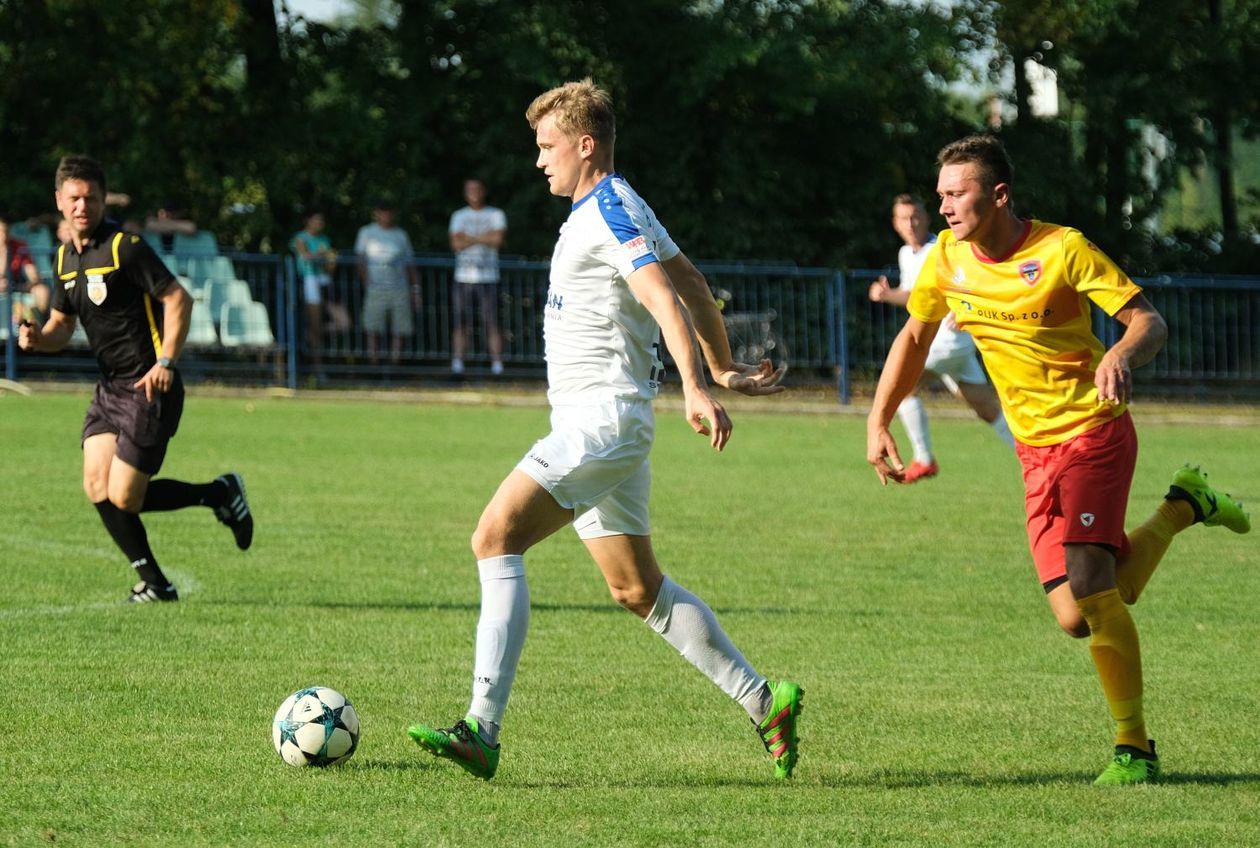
[526,79,616,150]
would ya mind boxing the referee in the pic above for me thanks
[19,155,253,603]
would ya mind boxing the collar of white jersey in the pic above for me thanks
[571,173,622,210]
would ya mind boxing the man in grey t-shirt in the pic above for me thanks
[355,200,418,364]
[448,179,506,376]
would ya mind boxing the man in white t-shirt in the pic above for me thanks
[355,200,418,364]
[449,179,507,376]
[409,79,801,782]
[868,194,1012,481]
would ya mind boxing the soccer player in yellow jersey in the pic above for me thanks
[866,134,1251,785]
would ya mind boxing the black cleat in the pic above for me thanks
[215,472,253,550]
[128,581,179,603]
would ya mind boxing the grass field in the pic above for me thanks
[2,388,1258,847]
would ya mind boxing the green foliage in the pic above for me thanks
[2,392,1260,846]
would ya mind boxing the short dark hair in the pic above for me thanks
[891,193,925,212]
[936,134,1013,191]
[372,198,396,211]
[55,154,107,194]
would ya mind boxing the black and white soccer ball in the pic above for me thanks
[272,686,360,767]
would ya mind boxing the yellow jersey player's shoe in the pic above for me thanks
[1167,464,1250,533]
[753,680,804,779]
[408,717,499,780]
[1094,740,1160,786]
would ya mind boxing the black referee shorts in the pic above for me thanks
[82,373,185,475]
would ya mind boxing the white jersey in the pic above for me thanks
[544,174,679,406]
[449,205,507,284]
[901,237,976,358]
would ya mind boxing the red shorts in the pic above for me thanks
[1015,412,1136,586]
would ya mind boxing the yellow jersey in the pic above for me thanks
[906,220,1142,446]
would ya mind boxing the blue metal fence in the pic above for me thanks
[5,249,1260,401]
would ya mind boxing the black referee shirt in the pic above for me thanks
[51,219,177,381]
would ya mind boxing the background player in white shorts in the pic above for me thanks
[868,193,1012,481]
[409,79,803,781]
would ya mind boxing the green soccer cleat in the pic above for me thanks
[408,717,500,780]
[1168,464,1250,533]
[753,680,804,780]
[1094,741,1160,786]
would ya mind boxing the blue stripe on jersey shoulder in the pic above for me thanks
[597,176,659,270]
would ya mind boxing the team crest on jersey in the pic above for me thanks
[1018,260,1042,285]
[87,274,107,305]
[622,235,651,261]
[951,268,967,287]
[1080,513,1096,527]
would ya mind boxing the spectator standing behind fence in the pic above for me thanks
[355,200,419,365]
[449,179,507,377]
[868,193,1013,482]
[144,202,197,253]
[0,214,42,293]
[291,212,347,380]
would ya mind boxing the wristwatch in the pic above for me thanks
[157,356,174,369]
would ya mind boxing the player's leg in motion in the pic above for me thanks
[408,471,573,780]
[142,472,254,551]
[586,532,804,779]
[1065,543,1159,785]
[894,393,936,482]
[84,435,177,602]
[1116,464,1250,604]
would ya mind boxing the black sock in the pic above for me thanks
[141,479,226,512]
[94,500,169,586]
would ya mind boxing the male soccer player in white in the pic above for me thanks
[868,194,1013,481]
[409,79,802,781]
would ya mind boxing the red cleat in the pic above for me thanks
[902,459,939,483]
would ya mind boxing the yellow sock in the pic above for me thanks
[1076,589,1150,751]
[1116,500,1194,604]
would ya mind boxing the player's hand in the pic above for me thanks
[868,276,893,303]
[943,311,960,332]
[866,424,906,485]
[17,320,40,351]
[1095,349,1132,405]
[134,362,174,402]
[684,387,732,451]
[713,359,787,396]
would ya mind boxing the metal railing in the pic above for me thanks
[5,250,1260,401]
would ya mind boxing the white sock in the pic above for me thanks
[896,395,933,463]
[467,555,529,731]
[491,361,504,376]
[451,357,465,374]
[991,413,1015,448]
[644,575,766,719]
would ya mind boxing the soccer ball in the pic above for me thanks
[272,686,360,767]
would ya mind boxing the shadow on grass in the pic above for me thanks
[201,598,815,616]
[343,764,1260,788]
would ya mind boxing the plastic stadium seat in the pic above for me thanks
[162,253,185,276]
[172,231,218,256]
[225,279,254,306]
[185,298,219,347]
[218,301,275,347]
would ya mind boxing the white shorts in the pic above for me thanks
[925,347,987,392]
[302,273,331,306]
[515,399,654,539]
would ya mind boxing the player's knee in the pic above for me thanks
[470,519,507,560]
[1056,612,1090,639]
[82,475,108,503]
[607,583,654,618]
[109,490,143,513]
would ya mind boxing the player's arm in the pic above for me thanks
[17,308,76,353]
[868,276,911,307]
[478,227,506,249]
[627,261,732,451]
[1095,293,1167,405]
[449,230,471,251]
[662,251,785,396]
[134,281,192,401]
[866,317,939,485]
